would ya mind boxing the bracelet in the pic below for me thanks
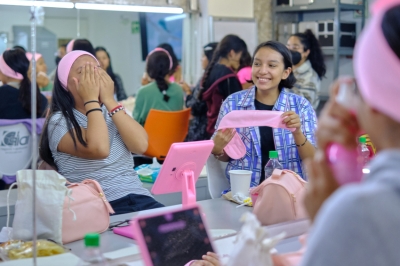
[110,103,123,113]
[295,135,308,147]
[84,100,100,106]
[213,150,225,160]
[108,106,125,117]
[86,108,102,116]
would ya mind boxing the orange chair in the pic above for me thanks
[143,108,191,160]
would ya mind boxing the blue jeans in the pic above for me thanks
[109,194,164,215]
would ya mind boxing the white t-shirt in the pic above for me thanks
[48,105,151,201]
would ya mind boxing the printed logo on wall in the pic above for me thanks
[1,131,30,147]
[131,21,140,34]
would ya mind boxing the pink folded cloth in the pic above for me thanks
[217,110,295,159]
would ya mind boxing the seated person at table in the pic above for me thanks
[133,48,184,126]
[0,49,48,119]
[212,41,317,188]
[39,50,164,215]
[301,4,400,265]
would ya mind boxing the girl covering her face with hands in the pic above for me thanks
[39,51,163,215]
[212,41,317,188]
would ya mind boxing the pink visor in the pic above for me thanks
[26,52,42,61]
[217,110,296,159]
[66,39,75,53]
[0,53,23,80]
[354,1,400,123]
[57,50,99,90]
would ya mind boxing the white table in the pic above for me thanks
[66,198,309,263]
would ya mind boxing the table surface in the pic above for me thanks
[66,198,309,261]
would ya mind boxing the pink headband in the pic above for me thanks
[354,1,400,123]
[147,48,173,70]
[0,53,23,80]
[66,39,75,53]
[26,52,42,61]
[57,50,99,90]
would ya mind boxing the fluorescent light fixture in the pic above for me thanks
[164,14,186,22]
[0,0,74,8]
[75,3,184,14]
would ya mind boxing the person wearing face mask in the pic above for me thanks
[287,29,326,109]
[211,41,317,188]
[95,46,127,101]
[198,35,247,138]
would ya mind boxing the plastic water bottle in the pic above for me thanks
[359,136,370,166]
[264,151,283,179]
[327,82,363,185]
[77,233,108,266]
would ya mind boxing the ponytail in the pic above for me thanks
[293,29,326,79]
[199,49,221,99]
[146,51,171,102]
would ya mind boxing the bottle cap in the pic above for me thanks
[84,233,100,247]
[269,151,278,159]
[359,136,367,144]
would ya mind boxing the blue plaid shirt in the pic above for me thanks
[214,87,317,187]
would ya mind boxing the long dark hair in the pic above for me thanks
[199,35,247,97]
[251,41,297,91]
[73,39,95,56]
[95,46,117,85]
[3,49,42,115]
[292,29,326,78]
[39,70,87,167]
[157,43,179,76]
[382,5,400,59]
[146,51,171,102]
[239,49,252,70]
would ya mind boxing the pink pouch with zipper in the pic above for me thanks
[217,110,295,159]
[62,179,115,244]
[251,169,307,226]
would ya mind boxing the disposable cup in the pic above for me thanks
[229,170,252,197]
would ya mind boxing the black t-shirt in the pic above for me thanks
[203,64,242,99]
[0,84,48,119]
[254,99,275,184]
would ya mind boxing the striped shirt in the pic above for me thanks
[214,87,317,187]
[48,105,152,201]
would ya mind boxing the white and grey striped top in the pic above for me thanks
[48,106,152,201]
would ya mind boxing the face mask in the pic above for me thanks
[290,50,301,65]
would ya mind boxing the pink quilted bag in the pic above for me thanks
[251,169,307,225]
[62,179,115,244]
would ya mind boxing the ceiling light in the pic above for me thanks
[75,3,184,14]
[164,14,186,22]
[0,0,74,8]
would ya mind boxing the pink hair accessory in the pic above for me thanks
[66,39,75,53]
[0,53,23,80]
[354,7,400,123]
[147,48,173,70]
[371,0,400,15]
[217,110,296,159]
[26,52,42,61]
[237,66,252,84]
[57,50,99,90]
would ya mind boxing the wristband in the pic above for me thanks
[108,106,125,117]
[84,100,100,106]
[110,103,123,113]
[295,135,308,147]
[213,150,225,160]
[86,108,102,116]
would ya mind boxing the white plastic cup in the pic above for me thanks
[229,170,252,197]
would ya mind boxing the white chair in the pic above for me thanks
[206,155,230,199]
[0,123,32,182]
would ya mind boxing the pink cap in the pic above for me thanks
[147,48,173,70]
[237,67,252,84]
[0,53,23,80]
[66,39,75,53]
[354,3,400,123]
[371,0,400,15]
[57,50,99,90]
[26,52,42,61]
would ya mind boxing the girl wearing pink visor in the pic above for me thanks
[301,2,400,265]
[0,48,48,119]
[39,50,164,215]
[26,52,52,92]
